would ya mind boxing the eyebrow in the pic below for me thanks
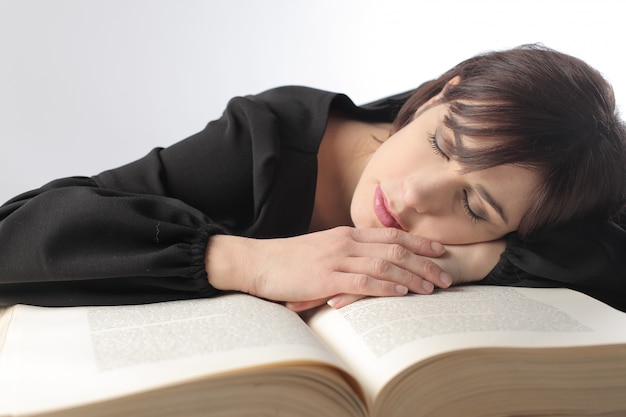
[475,184,508,224]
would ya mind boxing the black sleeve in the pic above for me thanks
[483,219,626,312]
[0,177,225,306]
[0,91,295,307]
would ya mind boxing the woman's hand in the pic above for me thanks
[322,238,507,311]
[430,239,506,285]
[205,226,452,312]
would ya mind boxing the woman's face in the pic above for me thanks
[350,102,539,245]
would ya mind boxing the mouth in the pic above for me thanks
[373,185,404,230]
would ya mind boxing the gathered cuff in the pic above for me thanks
[481,233,532,286]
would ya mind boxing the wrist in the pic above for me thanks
[205,234,259,293]
[469,239,506,281]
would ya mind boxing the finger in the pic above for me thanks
[285,298,329,312]
[338,249,452,292]
[338,257,433,294]
[327,271,410,298]
[349,227,445,257]
[327,294,367,309]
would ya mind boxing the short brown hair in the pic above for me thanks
[394,44,626,237]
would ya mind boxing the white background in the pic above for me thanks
[1,0,624,203]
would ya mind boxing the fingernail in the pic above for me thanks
[431,242,445,253]
[395,285,408,295]
[327,297,340,308]
[422,281,434,292]
[440,272,453,287]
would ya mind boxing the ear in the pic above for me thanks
[415,76,462,115]
[444,75,462,89]
[431,75,462,104]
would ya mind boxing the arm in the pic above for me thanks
[0,177,221,306]
[324,218,626,312]
[0,92,267,306]
[0,181,450,308]
[483,220,626,312]
[434,219,626,312]
[206,227,452,311]
[0,90,288,307]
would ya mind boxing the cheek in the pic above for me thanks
[349,191,378,230]
[370,137,427,177]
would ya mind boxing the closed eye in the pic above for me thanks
[427,132,450,161]
[429,130,485,225]
[462,190,482,223]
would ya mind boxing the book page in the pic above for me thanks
[0,305,15,401]
[307,286,626,402]
[0,294,346,416]
[0,306,13,350]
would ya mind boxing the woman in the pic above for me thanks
[1,45,625,311]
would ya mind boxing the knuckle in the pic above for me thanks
[334,225,354,237]
[351,274,371,293]
[382,227,402,241]
[329,237,354,253]
[387,243,408,261]
[372,258,392,276]
[412,236,430,251]
[421,260,440,277]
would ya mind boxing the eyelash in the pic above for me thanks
[427,133,449,161]
[428,133,481,224]
[462,190,481,223]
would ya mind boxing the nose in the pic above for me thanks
[402,174,451,215]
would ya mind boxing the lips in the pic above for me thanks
[373,185,403,230]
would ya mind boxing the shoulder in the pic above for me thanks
[245,86,343,126]
[221,85,341,126]
[225,87,344,153]
[252,85,340,103]
[235,85,417,123]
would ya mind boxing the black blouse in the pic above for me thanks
[1,86,624,311]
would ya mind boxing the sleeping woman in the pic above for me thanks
[1,44,624,311]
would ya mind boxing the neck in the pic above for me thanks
[309,113,391,232]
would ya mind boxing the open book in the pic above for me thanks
[1,286,626,417]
